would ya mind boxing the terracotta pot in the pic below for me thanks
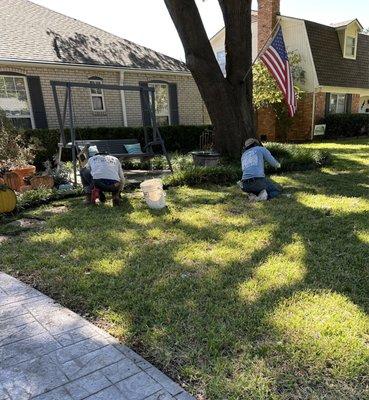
[18,185,33,193]
[0,186,17,213]
[4,172,23,191]
[30,175,54,189]
[10,165,36,181]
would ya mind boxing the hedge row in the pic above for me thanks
[25,125,211,166]
[322,114,369,138]
[164,144,332,188]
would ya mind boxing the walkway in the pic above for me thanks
[0,272,194,400]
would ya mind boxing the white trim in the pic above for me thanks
[343,34,358,59]
[302,20,319,89]
[0,74,35,129]
[89,79,106,112]
[318,86,369,95]
[311,90,317,140]
[0,59,192,76]
[148,82,171,125]
[120,71,128,127]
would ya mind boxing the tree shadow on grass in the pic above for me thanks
[3,155,369,399]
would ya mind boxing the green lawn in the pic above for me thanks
[2,139,369,399]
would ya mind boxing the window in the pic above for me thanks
[345,36,357,58]
[329,93,347,114]
[216,50,226,75]
[89,78,105,111]
[0,75,33,129]
[149,83,170,126]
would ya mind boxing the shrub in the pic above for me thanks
[16,187,83,211]
[322,114,369,138]
[164,165,240,187]
[26,125,211,166]
[265,143,331,172]
[164,143,331,187]
[0,110,39,169]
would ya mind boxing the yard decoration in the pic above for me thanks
[0,184,17,213]
[10,165,36,181]
[4,172,23,191]
[30,175,54,189]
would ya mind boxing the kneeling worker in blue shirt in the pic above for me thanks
[241,138,281,201]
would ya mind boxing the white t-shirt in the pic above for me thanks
[86,155,125,182]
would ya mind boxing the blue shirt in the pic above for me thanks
[241,146,279,180]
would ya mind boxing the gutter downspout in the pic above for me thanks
[310,89,317,140]
[120,70,128,127]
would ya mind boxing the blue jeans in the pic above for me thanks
[242,177,281,200]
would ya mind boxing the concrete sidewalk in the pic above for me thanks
[0,272,194,400]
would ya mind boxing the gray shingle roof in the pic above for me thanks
[305,20,369,89]
[0,0,188,72]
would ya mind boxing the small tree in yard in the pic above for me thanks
[164,0,255,158]
[253,52,305,141]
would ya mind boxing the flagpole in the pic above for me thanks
[242,20,281,83]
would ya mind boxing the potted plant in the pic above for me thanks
[191,129,221,167]
[0,109,39,190]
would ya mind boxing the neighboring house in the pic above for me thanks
[210,0,369,141]
[0,0,209,131]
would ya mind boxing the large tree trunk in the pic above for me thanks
[164,0,255,158]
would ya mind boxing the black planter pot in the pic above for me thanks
[191,151,221,167]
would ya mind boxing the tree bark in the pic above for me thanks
[164,0,255,158]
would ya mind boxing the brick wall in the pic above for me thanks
[352,94,361,113]
[257,0,281,137]
[257,108,276,141]
[286,93,313,141]
[123,71,207,126]
[258,0,280,51]
[0,64,208,129]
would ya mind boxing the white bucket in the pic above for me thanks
[140,179,166,210]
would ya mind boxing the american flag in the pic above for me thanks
[260,27,297,117]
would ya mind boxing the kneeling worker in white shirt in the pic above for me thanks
[80,152,125,206]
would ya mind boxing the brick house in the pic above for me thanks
[211,0,369,141]
[0,0,209,131]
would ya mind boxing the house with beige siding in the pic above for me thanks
[0,0,209,131]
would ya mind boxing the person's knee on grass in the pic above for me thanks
[240,138,281,201]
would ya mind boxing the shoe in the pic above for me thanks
[257,190,268,201]
[237,180,243,189]
[112,193,121,207]
[99,192,106,203]
[83,194,92,205]
[247,193,259,202]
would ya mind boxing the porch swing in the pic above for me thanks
[50,80,173,186]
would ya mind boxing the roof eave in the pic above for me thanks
[0,58,191,75]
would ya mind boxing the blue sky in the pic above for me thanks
[32,0,369,60]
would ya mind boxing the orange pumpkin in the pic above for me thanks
[4,172,22,191]
[0,186,17,213]
[30,175,54,189]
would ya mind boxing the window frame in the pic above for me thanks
[0,74,35,128]
[148,82,171,126]
[344,35,357,59]
[89,78,106,112]
[329,93,347,114]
